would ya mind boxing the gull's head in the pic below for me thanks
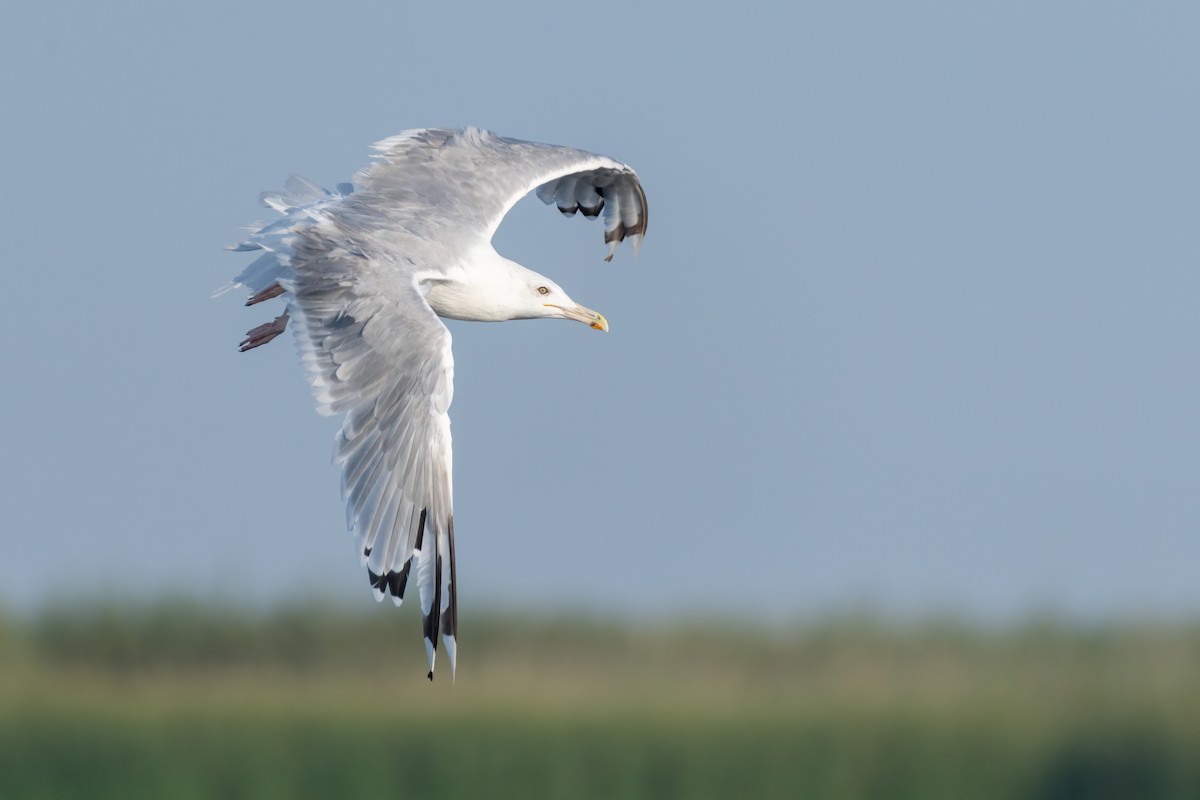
[527,278,608,332]
[455,255,609,330]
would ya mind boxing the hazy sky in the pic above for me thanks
[3,2,1198,621]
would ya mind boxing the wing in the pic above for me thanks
[350,127,648,261]
[287,227,458,681]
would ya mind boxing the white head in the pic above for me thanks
[428,251,608,330]
[516,273,608,331]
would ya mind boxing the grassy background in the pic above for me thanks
[2,601,1199,799]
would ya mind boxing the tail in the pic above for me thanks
[217,176,355,299]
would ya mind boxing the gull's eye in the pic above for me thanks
[537,286,550,295]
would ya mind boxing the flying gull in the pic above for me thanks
[221,127,648,680]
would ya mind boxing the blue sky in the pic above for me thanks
[3,1,1199,621]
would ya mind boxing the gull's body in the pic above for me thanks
[223,127,647,679]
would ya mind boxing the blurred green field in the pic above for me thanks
[2,601,1199,799]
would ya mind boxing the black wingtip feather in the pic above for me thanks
[442,515,458,640]
[414,508,427,552]
[367,558,412,601]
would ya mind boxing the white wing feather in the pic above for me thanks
[287,223,458,680]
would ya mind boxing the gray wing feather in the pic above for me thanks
[352,127,647,260]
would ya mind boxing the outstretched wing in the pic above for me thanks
[351,127,648,261]
[287,227,458,680]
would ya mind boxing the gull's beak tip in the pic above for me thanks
[547,303,608,332]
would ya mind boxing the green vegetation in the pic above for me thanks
[2,601,1199,799]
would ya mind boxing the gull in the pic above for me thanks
[222,127,648,680]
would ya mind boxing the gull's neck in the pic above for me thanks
[426,248,540,322]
